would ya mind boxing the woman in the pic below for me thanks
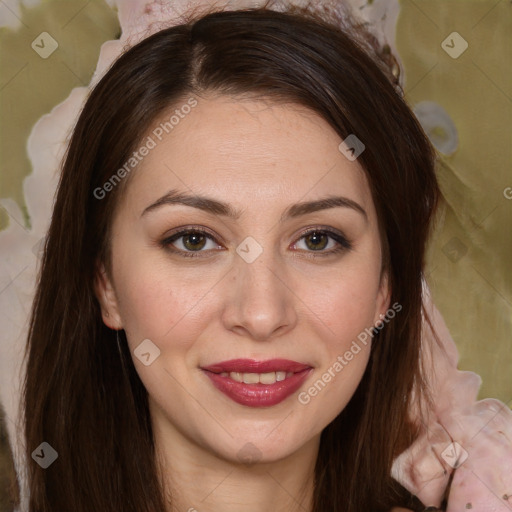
[21,5,440,511]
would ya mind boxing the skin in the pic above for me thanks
[95,94,392,512]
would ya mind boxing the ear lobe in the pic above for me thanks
[94,261,123,330]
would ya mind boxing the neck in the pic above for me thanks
[151,409,318,512]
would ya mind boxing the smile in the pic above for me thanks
[201,359,313,407]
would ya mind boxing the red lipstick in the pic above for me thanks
[201,358,313,407]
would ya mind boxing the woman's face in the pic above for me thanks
[95,94,390,464]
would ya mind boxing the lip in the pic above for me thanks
[201,359,313,407]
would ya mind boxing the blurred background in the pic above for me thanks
[0,0,510,510]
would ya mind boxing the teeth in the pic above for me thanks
[224,371,295,384]
[242,373,260,384]
[230,372,243,382]
[259,372,276,384]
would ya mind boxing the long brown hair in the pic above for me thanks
[21,5,438,511]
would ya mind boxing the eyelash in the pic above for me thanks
[159,225,352,259]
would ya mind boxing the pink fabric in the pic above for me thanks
[391,285,512,510]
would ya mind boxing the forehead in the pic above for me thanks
[119,95,374,217]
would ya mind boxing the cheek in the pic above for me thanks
[113,255,216,349]
[303,260,382,348]
[306,282,374,397]
[295,272,377,428]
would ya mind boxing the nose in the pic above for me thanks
[221,246,298,342]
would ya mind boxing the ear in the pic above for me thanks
[374,270,391,326]
[94,261,123,330]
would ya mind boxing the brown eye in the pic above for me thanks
[292,227,352,256]
[182,233,207,251]
[304,231,329,251]
[161,228,222,256]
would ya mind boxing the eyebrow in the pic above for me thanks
[141,189,367,222]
